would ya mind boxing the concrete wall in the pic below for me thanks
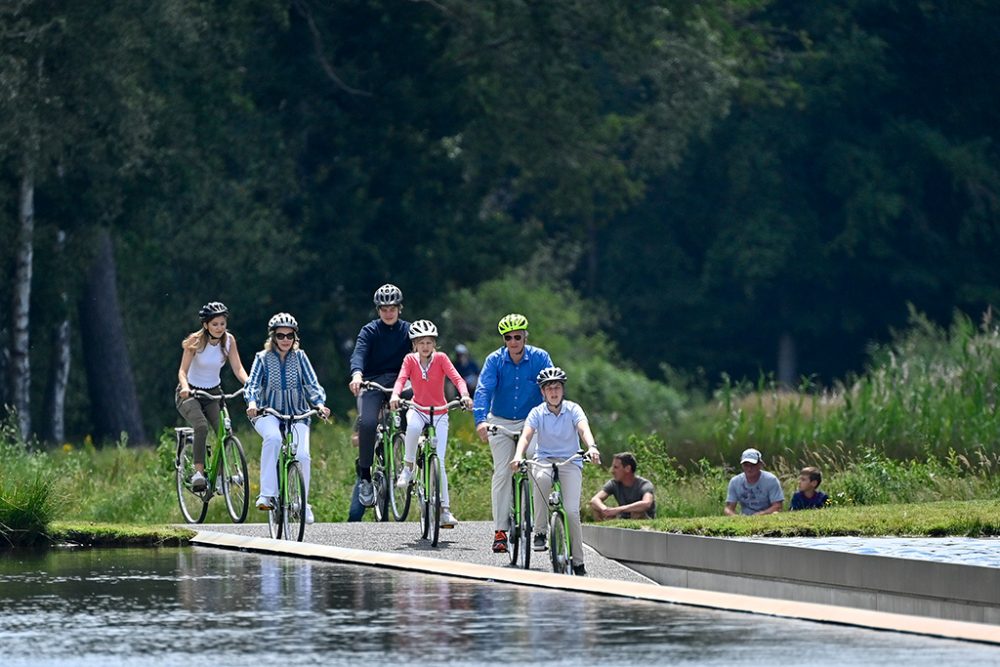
[583,526,1000,625]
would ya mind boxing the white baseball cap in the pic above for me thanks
[740,448,763,464]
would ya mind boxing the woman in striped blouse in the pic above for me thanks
[245,312,330,523]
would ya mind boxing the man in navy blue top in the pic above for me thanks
[348,283,411,507]
[472,313,553,554]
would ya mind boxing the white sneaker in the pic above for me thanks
[255,495,274,510]
[305,504,315,525]
[191,471,207,492]
[440,509,458,528]
[396,466,414,488]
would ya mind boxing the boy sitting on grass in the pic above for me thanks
[790,466,828,510]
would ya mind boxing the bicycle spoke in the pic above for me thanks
[175,432,208,524]
[222,436,249,523]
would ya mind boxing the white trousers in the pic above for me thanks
[531,461,584,565]
[254,415,311,500]
[404,409,451,507]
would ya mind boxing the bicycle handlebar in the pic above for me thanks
[360,380,393,394]
[398,398,466,413]
[523,451,588,469]
[261,407,321,423]
[486,423,521,438]
[189,388,245,401]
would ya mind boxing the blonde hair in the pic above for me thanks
[182,327,231,355]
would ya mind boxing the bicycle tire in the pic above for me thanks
[390,432,412,522]
[268,459,282,539]
[175,436,209,524]
[283,461,307,542]
[506,475,519,566]
[429,453,442,547]
[372,468,389,522]
[419,452,431,539]
[518,476,533,570]
[549,511,571,574]
[221,435,249,523]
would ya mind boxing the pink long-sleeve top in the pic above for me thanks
[393,351,468,413]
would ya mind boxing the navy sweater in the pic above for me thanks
[349,319,412,378]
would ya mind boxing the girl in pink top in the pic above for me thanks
[390,319,473,528]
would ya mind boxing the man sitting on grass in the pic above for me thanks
[790,466,828,510]
[724,448,783,516]
[589,452,656,520]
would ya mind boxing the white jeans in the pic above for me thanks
[488,415,536,531]
[254,415,311,500]
[404,409,451,507]
[531,460,584,566]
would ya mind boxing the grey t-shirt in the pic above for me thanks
[726,471,784,515]
[602,476,656,519]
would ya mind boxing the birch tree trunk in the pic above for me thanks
[9,159,36,439]
[79,227,146,443]
[44,229,71,443]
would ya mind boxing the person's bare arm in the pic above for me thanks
[589,489,611,520]
[227,335,249,384]
[724,501,739,516]
[510,424,536,469]
[177,347,195,398]
[609,491,654,518]
[755,501,782,516]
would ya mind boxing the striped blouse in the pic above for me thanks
[244,349,326,421]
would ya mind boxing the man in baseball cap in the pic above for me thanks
[724,448,783,515]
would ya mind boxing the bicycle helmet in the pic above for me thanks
[268,312,299,331]
[497,313,529,335]
[408,319,438,339]
[536,366,567,386]
[199,301,229,321]
[373,283,403,306]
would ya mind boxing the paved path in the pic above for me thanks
[199,520,653,583]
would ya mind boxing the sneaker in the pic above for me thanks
[440,509,458,528]
[533,532,547,552]
[396,466,413,489]
[191,471,207,492]
[358,479,375,507]
[255,495,274,510]
[305,504,315,525]
[492,530,508,553]
[572,563,587,576]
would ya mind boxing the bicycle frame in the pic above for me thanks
[262,407,318,541]
[526,452,586,575]
[360,380,407,521]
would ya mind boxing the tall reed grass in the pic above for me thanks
[0,411,58,547]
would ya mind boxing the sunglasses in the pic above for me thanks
[273,332,296,341]
[503,334,523,341]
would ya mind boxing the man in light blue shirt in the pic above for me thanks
[511,366,601,576]
[473,313,553,554]
[725,448,784,516]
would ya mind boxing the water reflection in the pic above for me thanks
[0,547,996,666]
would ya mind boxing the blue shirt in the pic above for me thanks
[526,399,588,465]
[726,471,784,515]
[349,318,411,378]
[790,490,828,510]
[472,344,553,424]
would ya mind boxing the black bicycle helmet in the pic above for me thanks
[199,301,229,321]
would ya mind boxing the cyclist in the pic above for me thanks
[510,367,600,576]
[348,284,411,507]
[473,313,553,554]
[176,301,249,492]
[245,313,330,523]
[389,319,473,528]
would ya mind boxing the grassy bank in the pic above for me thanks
[609,499,1000,538]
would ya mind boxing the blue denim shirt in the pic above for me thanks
[472,344,553,424]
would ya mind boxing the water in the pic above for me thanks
[0,547,997,666]
[731,536,1000,568]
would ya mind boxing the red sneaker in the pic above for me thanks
[492,530,508,553]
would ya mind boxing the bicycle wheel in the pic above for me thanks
[429,454,442,547]
[221,435,249,523]
[418,460,431,539]
[175,436,209,524]
[517,477,533,570]
[506,475,519,566]
[372,468,389,522]
[390,432,412,522]
[282,461,307,542]
[549,511,571,574]
[268,460,282,538]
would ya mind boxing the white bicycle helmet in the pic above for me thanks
[408,319,438,339]
[268,312,299,331]
[536,366,567,385]
[373,283,403,306]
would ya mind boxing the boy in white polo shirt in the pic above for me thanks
[510,367,601,575]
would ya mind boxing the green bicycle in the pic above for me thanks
[175,388,250,524]
[487,422,533,570]
[360,380,410,522]
[398,397,463,547]
[261,407,319,542]
[526,451,587,575]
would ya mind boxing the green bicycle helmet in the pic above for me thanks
[497,313,529,336]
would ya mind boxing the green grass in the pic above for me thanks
[50,522,195,546]
[608,499,1000,537]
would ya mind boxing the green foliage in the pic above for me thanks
[0,411,58,546]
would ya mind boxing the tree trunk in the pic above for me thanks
[777,331,797,390]
[44,229,71,443]
[8,163,36,439]
[79,227,146,443]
